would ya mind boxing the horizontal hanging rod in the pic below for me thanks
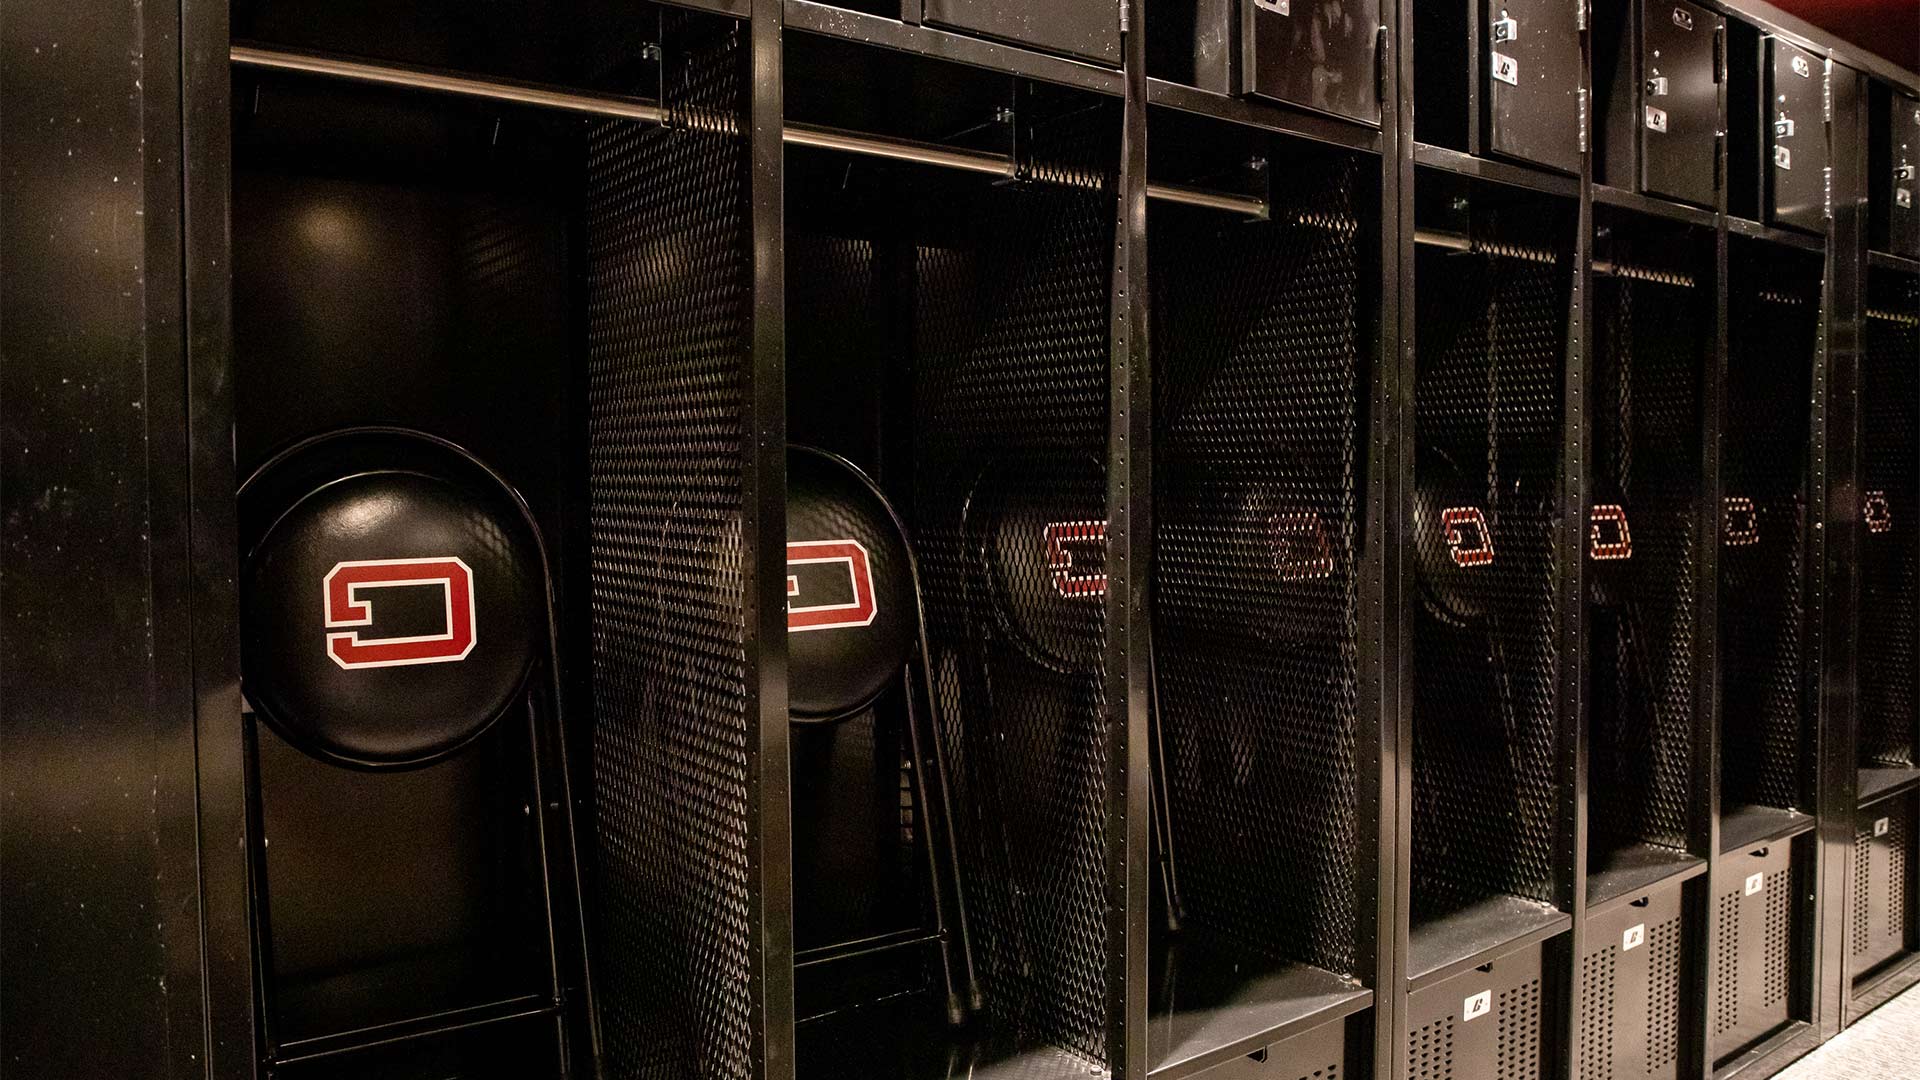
[232,44,1263,217]
[1868,308,1920,326]
[1414,228,1559,265]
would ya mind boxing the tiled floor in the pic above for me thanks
[1775,987,1920,1079]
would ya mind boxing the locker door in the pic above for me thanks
[1244,0,1383,124]
[1766,38,1827,233]
[920,0,1122,66]
[1641,0,1721,206]
[1890,92,1920,259]
[1484,0,1584,174]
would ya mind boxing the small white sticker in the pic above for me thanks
[1898,189,1913,209]
[1491,52,1520,86]
[1791,55,1812,78]
[1876,817,1892,837]
[1672,7,1694,31]
[1746,872,1766,896]
[1775,146,1793,170]
[1463,990,1493,1021]
[1623,923,1647,951]
[1254,0,1290,13]
[1646,107,1669,133]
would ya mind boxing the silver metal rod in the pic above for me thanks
[231,44,666,123]
[232,44,1268,217]
[1414,227,1559,265]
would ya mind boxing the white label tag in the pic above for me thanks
[1876,817,1892,837]
[1746,872,1766,896]
[1792,55,1812,78]
[1491,15,1518,43]
[1491,52,1520,86]
[1623,923,1647,951]
[1672,6,1693,30]
[1898,189,1913,209]
[1646,106,1669,133]
[1254,0,1290,13]
[1463,990,1493,1022]
[1775,146,1793,170]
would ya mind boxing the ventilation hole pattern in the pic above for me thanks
[1579,947,1618,1080]
[1764,872,1792,1008]
[1407,1015,1455,1080]
[1855,829,1875,957]
[1497,979,1543,1080]
[1647,916,1683,1072]
[1714,891,1741,1036]
[1890,814,1910,951]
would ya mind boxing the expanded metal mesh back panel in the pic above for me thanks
[1721,245,1820,811]
[1860,271,1920,767]
[581,14,756,1080]
[1411,224,1569,919]
[1588,234,1707,858]
[1150,154,1366,975]
[911,102,1119,1062]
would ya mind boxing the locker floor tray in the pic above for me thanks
[1719,803,1815,854]
[1407,894,1568,991]
[1859,766,1920,808]
[1587,842,1705,908]
[796,995,1102,1080]
[1148,933,1370,1080]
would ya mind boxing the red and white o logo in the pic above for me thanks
[787,540,879,632]
[323,557,477,670]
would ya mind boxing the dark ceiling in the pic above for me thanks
[1768,0,1920,74]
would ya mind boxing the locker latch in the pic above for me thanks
[1646,74,1669,97]
[1896,163,1916,181]
[1491,12,1518,43]
[1774,116,1795,138]
[1775,146,1792,170]
[1253,0,1291,14]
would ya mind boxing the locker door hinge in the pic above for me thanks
[1824,165,1834,218]
[1713,23,1725,83]
[1579,85,1589,152]
[1577,0,1588,33]
[1376,24,1389,105]
[1824,63,1834,122]
[1119,1,1129,34]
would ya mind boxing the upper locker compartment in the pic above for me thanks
[1596,0,1724,207]
[1765,37,1828,233]
[1414,0,1584,173]
[1146,0,1385,126]
[916,0,1123,65]
[1871,83,1920,259]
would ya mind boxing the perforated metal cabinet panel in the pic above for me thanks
[1719,249,1820,813]
[1766,38,1827,233]
[1889,93,1920,259]
[1404,943,1551,1080]
[1152,155,1366,974]
[919,0,1121,65]
[1242,0,1383,124]
[1184,1015,1346,1080]
[1859,272,1920,769]
[1580,887,1688,1080]
[1852,797,1916,980]
[1483,0,1584,174]
[1710,844,1800,1064]
[1639,0,1721,206]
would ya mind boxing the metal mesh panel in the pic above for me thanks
[581,15,756,1080]
[1647,916,1682,1072]
[1411,223,1569,920]
[1588,236,1706,858]
[1577,946,1617,1080]
[1720,247,1820,811]
[911,101,1119,1062]
[1860,271,1920,768]
[1150,154,1365,975]
[1496,978,1544,1080]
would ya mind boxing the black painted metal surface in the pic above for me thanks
[1767,37,1830,233]
[1578,882,1688,1080]
[1710,842,1803,1065]
[1643,0,1723,207]
[918,0,1121,66]
[1482,0,1584,174]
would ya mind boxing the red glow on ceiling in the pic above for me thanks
[1768,0,1920,73]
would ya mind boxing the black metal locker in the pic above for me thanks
[1405,943,1554,1080]
[1851,797,1916,982]
[918,0,1122,66]
[1766,38,1827,233]
[1887,91,1920,258]
[1483,0,1585,174]
[1640,0,1722,205]
[1710,844,1801,1064]
[1242,0,1384,124]
[1580,887,1689,1080]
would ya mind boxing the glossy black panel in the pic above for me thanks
[1246,0,1383,124]
[1483,0,1583,173]
[919,0,1121,65]
[1767,38,1828,233]
[1640,0,1721,206]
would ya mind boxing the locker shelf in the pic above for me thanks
[1413,142,1581,198]
[1719,804,1815,855]
[1146,77,1381,154]
[1408,895,1569,991]
[1148,937,1370,1080]
[1871,250,1920,275]
[1725,214,1826,252]
[796,997,1104,1080]
[1593,183,1719,229]
[1860,766,1920,808]
[1588,843,1706,909]
[784,0,1125,96]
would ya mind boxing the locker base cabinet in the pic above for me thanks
[1184,1016,1348,1080]
[1711,841,1807,1067]
[1406,941,1553,1080]
[1581,884,1689,1080]
[1852,795,1917,984]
